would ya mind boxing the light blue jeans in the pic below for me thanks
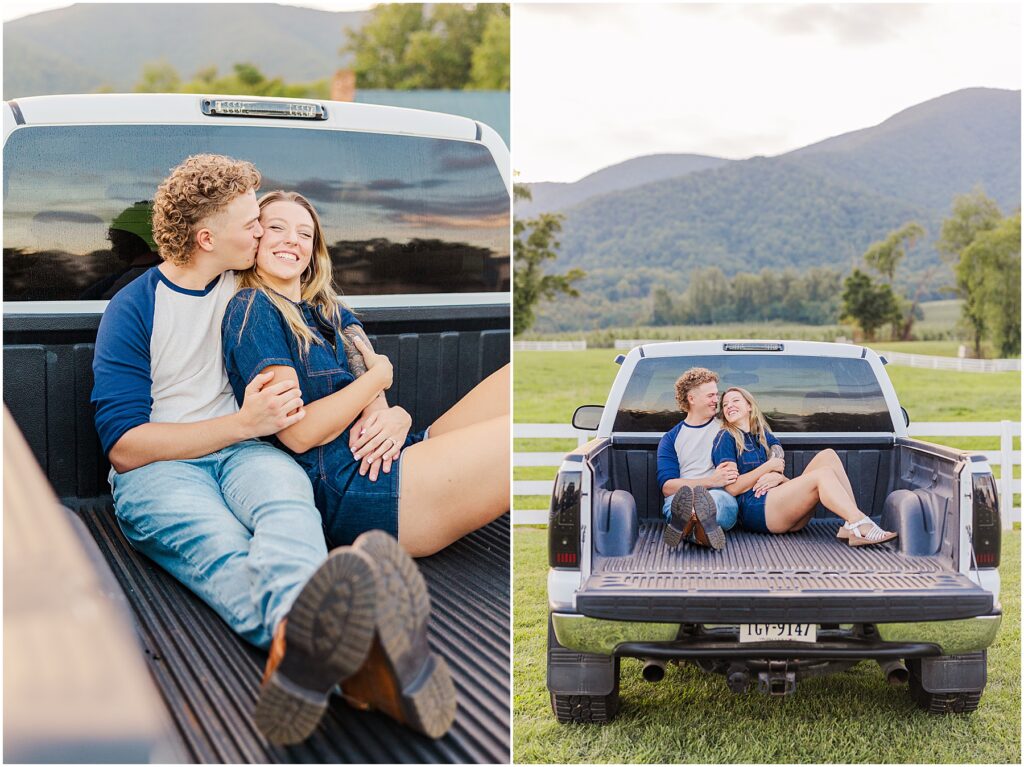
[110,439,327,649]
[662,488,739,531]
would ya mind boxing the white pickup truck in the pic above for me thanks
[546,340,1002,723]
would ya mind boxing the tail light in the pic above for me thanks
[971,473,1001,568]
[549,471,582,569]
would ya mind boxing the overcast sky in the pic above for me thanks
[514,3,1021,183]
[1,0,374,23]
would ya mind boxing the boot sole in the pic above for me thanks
[664,487,692,548]
[355,531,457,738]
[693,488,726,550]
[254,548,377,745]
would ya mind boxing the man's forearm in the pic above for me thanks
[279,367,387,452]
[109,413,252,473]
[662,476,716,496]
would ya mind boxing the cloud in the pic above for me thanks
[380,191,510,219]
[436,150,497,173]
[262,177,447,205]
[261,176,508,224]
[388,212,509,230]
[32,210,104,224]
[762,4,928,45]
[107,181,159,201]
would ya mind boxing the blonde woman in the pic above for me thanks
[711,387,897,546]
[221,191,509,558]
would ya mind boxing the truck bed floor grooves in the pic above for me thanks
[599,520,948,575]
[75,499,510,764]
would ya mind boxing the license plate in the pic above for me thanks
[739,623,817,643]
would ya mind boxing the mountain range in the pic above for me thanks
[521,87,1021,332]
[3,3,367,99]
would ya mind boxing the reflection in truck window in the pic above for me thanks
[3,125,509,301]
[614,355,894,433]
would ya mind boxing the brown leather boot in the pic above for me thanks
[681,487,726,550]
[341,530,457,739]
[262,619,288,687]
[253,547,378,745]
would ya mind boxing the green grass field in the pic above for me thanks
[512,527,1022,764]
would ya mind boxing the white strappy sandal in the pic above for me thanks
[842,517,898,547]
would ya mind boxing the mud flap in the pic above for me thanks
[916,651,987,693]
[547,615,618,696]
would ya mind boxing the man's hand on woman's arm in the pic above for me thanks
[272,336,392,454]
[724,456,785,496]
[661,462,739,497]
[108,370,304,473]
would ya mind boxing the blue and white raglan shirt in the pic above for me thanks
[655,416,722,492]
[92,267,239,459]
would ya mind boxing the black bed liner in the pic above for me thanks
[75,498,510,764]
[577,521,992,624]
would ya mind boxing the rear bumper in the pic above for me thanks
[551,609,1003,657]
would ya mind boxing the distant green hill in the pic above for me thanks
[790,88,1021,212]
[516,153,731,218]
[525,88,1020,332]
[4,3,367,98]
[557,158,930,274]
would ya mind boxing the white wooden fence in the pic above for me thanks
[877,351,1021,373]
[514,421,1021,528]
[513,341,587,351]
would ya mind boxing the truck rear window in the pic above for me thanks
[614,354,895,433]
[3,124,508,301]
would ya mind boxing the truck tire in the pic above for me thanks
[907,655,985,715]
[550,686,620,724]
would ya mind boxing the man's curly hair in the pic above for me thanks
[674,367,719,413]
[151,154,261,266]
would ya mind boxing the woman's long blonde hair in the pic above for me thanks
[236,190,350,356]
[720,386,771,455]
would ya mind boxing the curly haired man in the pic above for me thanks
[91,155,454,744]
[656,366,740,550]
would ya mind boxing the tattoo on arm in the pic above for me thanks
[341,325,370,377]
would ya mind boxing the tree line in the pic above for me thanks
[651,266,841,326]
[131,4,509,97]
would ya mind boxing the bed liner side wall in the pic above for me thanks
[602,441,897,521]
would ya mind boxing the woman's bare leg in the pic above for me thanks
[764,467,866,533]
[804,449,856,504]
[397,415,509,557]
[428,364,510,438]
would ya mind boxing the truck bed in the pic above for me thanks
[595,518,948,576]
[76,498,510,764]
[578,521,992,625]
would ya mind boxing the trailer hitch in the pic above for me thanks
[757,661,797,697]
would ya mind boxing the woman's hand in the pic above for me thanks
[351,405,412,481]
[753,471,787,498]
[352,336,393,391]
[764,456,785,474]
